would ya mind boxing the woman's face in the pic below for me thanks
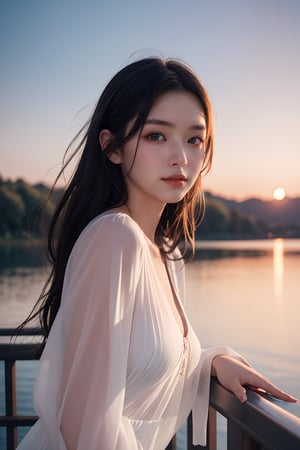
[117,91,207,212]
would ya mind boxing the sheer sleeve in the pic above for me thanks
[41,214,145,449]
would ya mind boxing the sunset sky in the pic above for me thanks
[1,0,299,201]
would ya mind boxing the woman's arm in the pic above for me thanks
[58,215,144,449]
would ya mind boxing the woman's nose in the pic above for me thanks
[169,141,187,167]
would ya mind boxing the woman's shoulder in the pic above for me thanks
[86,211,142,234]
[77,212,145,249]
[67,213,146,272]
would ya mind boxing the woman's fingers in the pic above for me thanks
[246,383,298,403]
[237,366,298,403]
[213,355,298,404]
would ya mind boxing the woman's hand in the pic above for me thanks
[212,355,298,403]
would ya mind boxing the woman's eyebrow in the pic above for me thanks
[145,118,206,131]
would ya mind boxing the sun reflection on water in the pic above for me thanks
[273,238,284,305]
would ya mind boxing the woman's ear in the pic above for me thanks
[99,129,123,164]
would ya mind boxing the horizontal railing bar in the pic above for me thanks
[0,344,41,360]
[0,327,44,336]
[209,378,300,449]
[0,416,38,426]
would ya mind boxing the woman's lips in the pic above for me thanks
[161,175,187,187]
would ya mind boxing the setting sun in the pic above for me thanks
[272,187,286,201]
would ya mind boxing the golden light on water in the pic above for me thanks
[273,238,284,304]
[272,187,286,201]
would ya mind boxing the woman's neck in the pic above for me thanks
[118,202,165,244]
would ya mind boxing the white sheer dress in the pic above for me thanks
[17,213,244,449]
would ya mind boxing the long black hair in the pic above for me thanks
[20,57,214,351]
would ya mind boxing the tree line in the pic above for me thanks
[0,176,274,240]
[0,177,62,238]
[196,194,267,239]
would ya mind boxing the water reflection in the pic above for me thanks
[273,238,284,305]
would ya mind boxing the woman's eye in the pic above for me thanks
[188,136,204,145]
[147,132,164,142]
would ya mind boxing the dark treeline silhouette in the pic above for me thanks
[0,177,299,240]
[197,192,300,239]
[0,176,63,238]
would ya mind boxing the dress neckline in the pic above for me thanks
[164,257,189,339]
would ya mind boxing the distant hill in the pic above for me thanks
[207,192,300,227]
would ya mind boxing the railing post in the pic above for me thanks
[207,407,217,450]
[5,360,18,450]
[227,420,244,450]
[228,420,262,450]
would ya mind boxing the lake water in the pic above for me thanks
[0,238,299,449]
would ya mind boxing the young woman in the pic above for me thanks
[17,57,296,449]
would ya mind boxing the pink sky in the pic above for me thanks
[1,1,299,201]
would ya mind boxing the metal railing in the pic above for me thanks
[1,328,300,450]
[188,379,300,450]
[0,327,40,450]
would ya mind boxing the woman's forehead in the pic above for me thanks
[147,91,206,128]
